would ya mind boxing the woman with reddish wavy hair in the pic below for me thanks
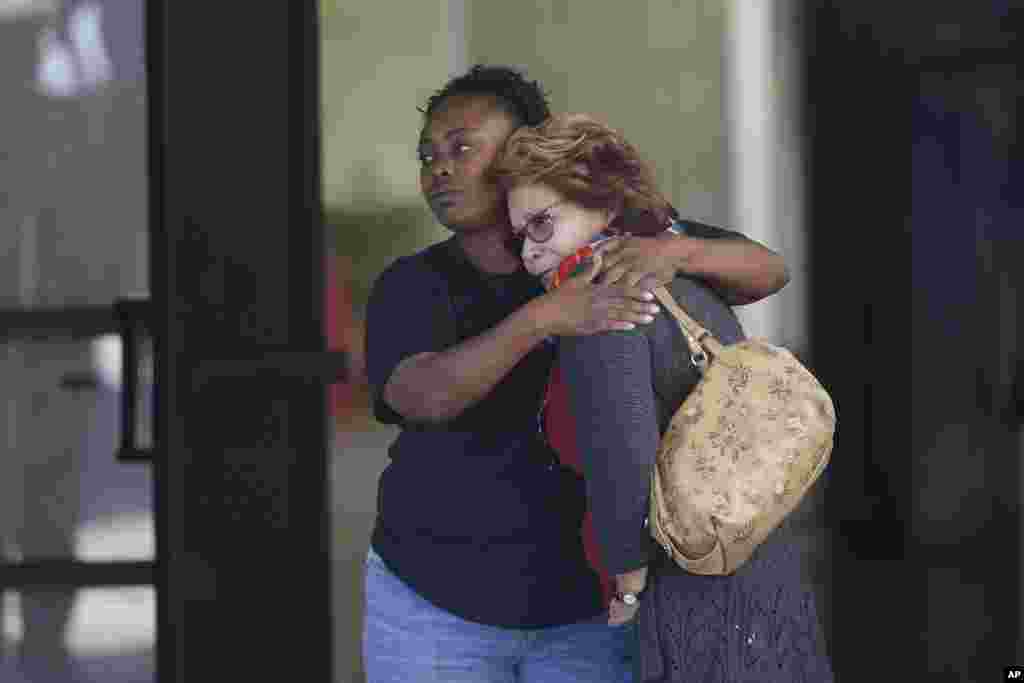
[494,112,834,682]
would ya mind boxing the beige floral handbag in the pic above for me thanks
[648,287,836,576]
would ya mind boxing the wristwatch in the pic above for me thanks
[612,585,647,606]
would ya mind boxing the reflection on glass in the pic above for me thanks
[75,513,154,563]
[2,588,154,682]
[2,4,152,679]
[0,337,154,564]
[67,587,155,656]
[1,0,153,565]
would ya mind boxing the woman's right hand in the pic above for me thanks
[536,256,662,337]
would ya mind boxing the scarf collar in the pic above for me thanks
[547,229,617,290]
[547,220,683,290]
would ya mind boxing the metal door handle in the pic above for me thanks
[114,298,153,464]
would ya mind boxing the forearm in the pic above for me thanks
[383,298,552,422]
[561,332,659,576]
[676,236,790,305]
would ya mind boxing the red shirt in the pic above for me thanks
[544,244,615,606]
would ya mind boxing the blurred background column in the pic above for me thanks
[725,0,807,350]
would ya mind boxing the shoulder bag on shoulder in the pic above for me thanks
[648,287,836,575]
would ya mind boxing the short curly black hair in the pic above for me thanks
[419,64,552,127]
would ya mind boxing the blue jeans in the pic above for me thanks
[362,546,636,682]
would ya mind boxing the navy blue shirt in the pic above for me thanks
[365,222,740,628]
[365,237,602,628]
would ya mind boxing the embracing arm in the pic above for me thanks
[366,257,660,425]
[671,221,789,305]
[598,221,789,306]
[367,259,546,424]
[382,301,551,423]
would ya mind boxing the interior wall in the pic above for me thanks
[466,0,732,227]
[320,0,459,317]
[319,3,454,681]
[321,1,453,210]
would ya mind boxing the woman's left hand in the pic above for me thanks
[609,566,648,625]
[595,232,692,290]
[608,598,640,626]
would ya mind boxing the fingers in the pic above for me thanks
[601,264,629,287]
[609,282,656,303]
[627,297,661,317]
[623,310,658,325]
[629,287,656,302]
[559,257,601,290]
[600,286,660,311]
[621,271,669,290]
[602,303,660,331]
[634,273,663,291]
[594,235,626,256]
[599,252,656,289]
[625,272,646,289]
[579,255,602,284]
[600,290,660,316]
[604,321,637,332]
[607,600,639,626]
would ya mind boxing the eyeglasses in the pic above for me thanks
[511,200,568,244]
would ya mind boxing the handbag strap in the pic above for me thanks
[652,286,722,372]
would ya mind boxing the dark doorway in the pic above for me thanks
[804,2,1023,677]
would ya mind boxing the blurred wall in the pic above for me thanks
[0,8,147,309]
[321,1,451,209]
[466,0,732,227]
[321,0,456,296]
[321,0,461,429]
[319,5,459,681]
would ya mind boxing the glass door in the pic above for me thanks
[0,3,154,681]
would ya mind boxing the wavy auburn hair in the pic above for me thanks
[492,112,677,235]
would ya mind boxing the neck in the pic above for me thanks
[455,225,521,274]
